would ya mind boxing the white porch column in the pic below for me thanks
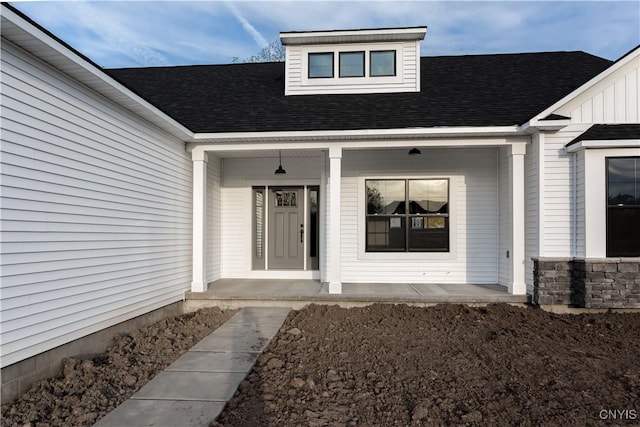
[328,146,342,294]
[191,150,208,292]
[509,143,526,295]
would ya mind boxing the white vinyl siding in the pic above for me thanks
[341,148,499,284]
[540,126,591,257]
[524,135,539,292]
[285,41,419,95]
[0,41,192,368]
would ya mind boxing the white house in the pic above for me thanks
[1,4,638,402]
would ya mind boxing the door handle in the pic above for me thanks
[300,224,304,243]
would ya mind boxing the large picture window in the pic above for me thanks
[607,157,640,256]
[366,179,449,252]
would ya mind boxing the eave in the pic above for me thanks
[280,26,427,45]
[565,139,640,153]
[186,126,525,152]
[1,4,194,142]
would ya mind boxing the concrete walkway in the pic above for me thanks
[94,307,291,427]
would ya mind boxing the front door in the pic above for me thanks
[268,187,304,269]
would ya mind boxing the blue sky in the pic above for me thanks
[11,1,640,68]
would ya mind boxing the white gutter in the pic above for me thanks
[565,139,640,153]
[187,126,524,150]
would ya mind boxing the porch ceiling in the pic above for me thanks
[210,149,324,160]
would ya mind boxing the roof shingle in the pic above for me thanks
[567,124,640,146]
[107,51,612,134]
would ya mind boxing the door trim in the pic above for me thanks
[252,184,320,271]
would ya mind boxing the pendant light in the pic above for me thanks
[408,147,422,156]
[274,150,287,174]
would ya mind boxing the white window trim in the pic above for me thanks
[357,174,459,261]
[581,147,640,258]
[301,42,403,87]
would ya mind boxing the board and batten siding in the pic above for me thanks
[0,41,192,368]
[285,41,419,95]
[340,148,499,284]
[565,58,639,124]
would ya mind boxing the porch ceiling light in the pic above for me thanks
[275,150,287,174]
[408,147,422,156]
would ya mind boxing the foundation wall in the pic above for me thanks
[1,302,183,405]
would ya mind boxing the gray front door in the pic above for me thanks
[268,188,304,269]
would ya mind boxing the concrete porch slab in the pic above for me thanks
[184,279,530,311]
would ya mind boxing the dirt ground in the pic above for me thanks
[216,304,640,427]
[1,307,236,427]
[2,304,639,427]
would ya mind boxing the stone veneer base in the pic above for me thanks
[533,257,640,309]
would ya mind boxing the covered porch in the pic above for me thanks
[185,279,529,310]
[188,130,530,298]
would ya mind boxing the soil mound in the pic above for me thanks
[216,304,640,426]
[2,307,236,427]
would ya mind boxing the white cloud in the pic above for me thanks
[11,0,640,67]
[224,1,269,48]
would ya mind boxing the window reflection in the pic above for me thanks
[409,180,448,214]
[607,157,639,257]
[366,180,406,214]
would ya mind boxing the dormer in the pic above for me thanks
[280,26,427,96]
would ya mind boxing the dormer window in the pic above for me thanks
[308,52,334,78]
[370,50,396,76]
[339,52,365,77]
[281,26,426,95]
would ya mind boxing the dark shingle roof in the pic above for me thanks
[107,52,612,134]
[567,124,640,146]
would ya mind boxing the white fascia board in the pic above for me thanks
[522,46,640,131]
[566,139,640,153]
[280,27,427,45]
[188,126,522,148]
[1,5,193,141]
[187,126,526,152]
[521,119,572,132]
